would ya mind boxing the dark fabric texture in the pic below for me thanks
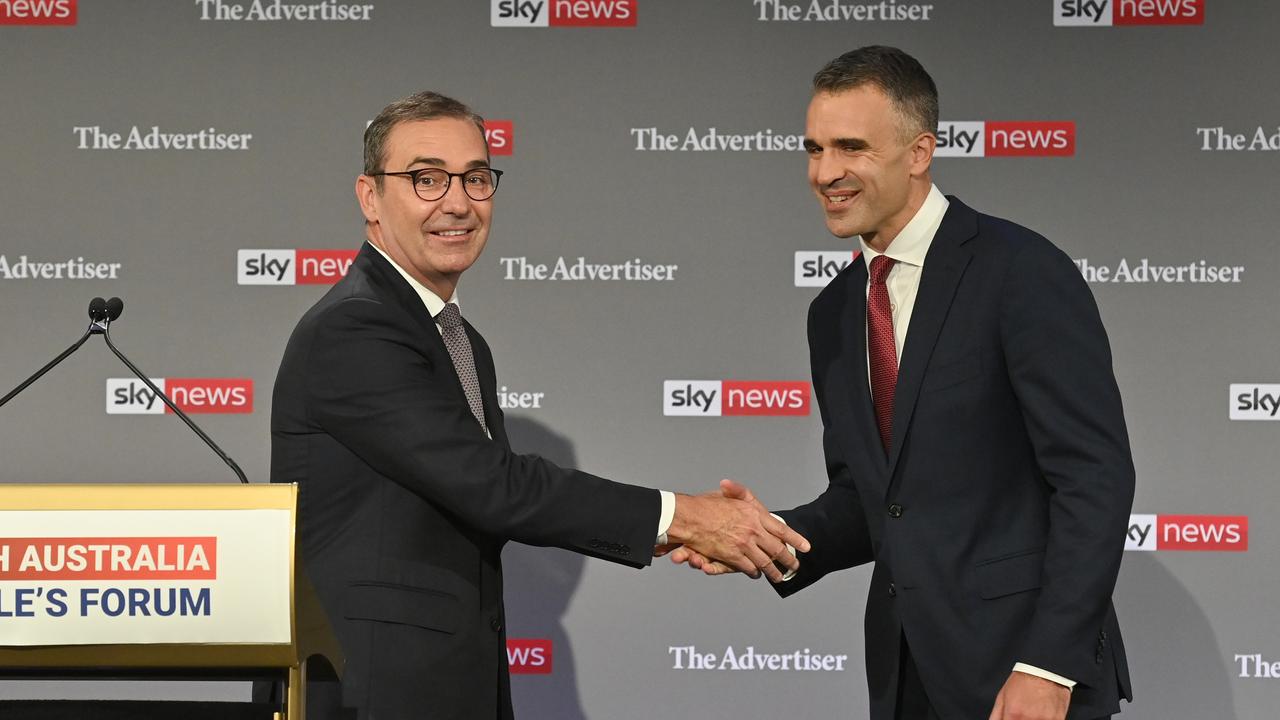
[271,244,661,719]
[775,198,1135,720]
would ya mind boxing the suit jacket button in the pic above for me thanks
[887,504,904,518]
[888,582,897,598]
[490,617,502,632]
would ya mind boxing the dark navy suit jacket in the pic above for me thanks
[778,198,1135,719]
[272,245,660,719]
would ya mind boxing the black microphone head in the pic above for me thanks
[88,297,107,321]
[105,297,124,322]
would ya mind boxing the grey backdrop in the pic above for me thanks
[2,1,1277,718]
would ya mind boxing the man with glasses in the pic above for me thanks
[270,91,809,720]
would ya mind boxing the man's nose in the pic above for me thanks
[439,177,472,214]
[811,153,845,188]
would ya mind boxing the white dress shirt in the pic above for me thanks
[367,241,676,543]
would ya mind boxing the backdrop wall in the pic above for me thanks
[2,1,1276,718]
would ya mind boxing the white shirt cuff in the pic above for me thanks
[655,490,675,545]
[770,513,798,582]
[1012,663,1075,690]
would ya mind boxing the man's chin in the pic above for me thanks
[824,218,863,239]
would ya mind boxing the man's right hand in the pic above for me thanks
[664,479,809,582]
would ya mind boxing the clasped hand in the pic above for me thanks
[658,479,807,583]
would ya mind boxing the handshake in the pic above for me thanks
[658,479,810,583]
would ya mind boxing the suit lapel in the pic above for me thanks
[360,245,494,438]
[466,322,510,449]
[885,198,978,480]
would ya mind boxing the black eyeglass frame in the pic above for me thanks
[369,167,504,201]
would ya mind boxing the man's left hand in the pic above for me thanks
[988,671,1070,720]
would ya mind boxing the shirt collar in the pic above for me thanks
[860,184,949,270]
[366,240,456,319]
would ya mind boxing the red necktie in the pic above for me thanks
[868,255,898,454]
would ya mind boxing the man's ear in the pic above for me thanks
[355,175,380,224]
[910,132,937,176]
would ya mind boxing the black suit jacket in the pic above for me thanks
[271,244,660,719]
[778,198,1135,719]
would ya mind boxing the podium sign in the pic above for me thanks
[0,484,297,668]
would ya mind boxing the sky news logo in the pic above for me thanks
[491,0,636,27]
[0,0,75,25]
[663,381,810,417]
[485,120,513,156]
[106,378,253,415]
[237,249,357,285]
[1125,513,1247,552]
[935,121,1075,157]
[1055,0,1203,26]
[1230,384,1280,421]
[507,638,552,674]
[795,250,859,287]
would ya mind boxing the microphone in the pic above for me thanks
[0,298,105,407]
[97,298,249,484]
[1,298,250,484]
[89,297,108,322]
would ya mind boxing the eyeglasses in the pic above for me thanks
[369,167,503,202]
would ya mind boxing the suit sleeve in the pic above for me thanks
[302,297,660,568]
[774,301,875,597]
[999,238,1135,684]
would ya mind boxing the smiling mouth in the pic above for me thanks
[823,190,859,209]
[430,229,472,238]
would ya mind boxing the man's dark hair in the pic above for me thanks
[363,91,487,189]
[813,46,939,140]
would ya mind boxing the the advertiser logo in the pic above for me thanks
[1125,513,1247,552]
[491,0,636,27]
[1074,258,1243,284]
[0,255,121,280]
[74,126,253,151]
[498,387,545,410]
[0,0,75,24]
[499,256,677,282]
[485,120,514,156]
[1234,653,1280,679]
[0,538,216,581]
[1054,0,1203,26]
[237,249,356,285]
[195,0,374,21]
[795,250,859,287]
[935,121,1075,157]
[507,638,553,674]
[106,378,254,415]
[630,128,803,152]
[753,0,934,22]
[1230,384,1280,421]
[1197,126,1280,152]
[663,380,810,417]
[670,645,849,672]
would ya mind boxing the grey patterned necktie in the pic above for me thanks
[434,303,488,434]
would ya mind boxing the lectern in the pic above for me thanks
[0,483,340,720]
